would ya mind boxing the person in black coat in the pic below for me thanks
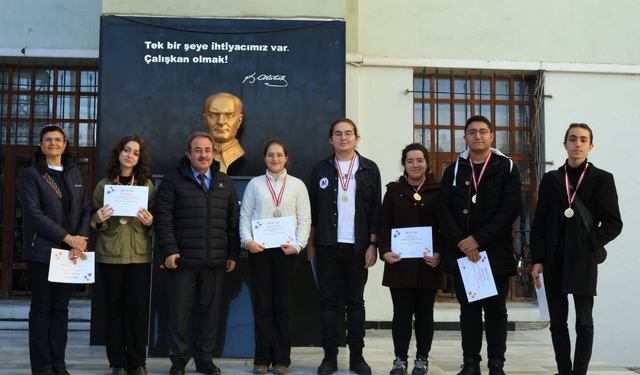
[20,124,92,375]
[154,132,240,375]
[531,123,622,375]
[437,116,521,375]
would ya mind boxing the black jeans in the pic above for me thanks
[315,243,368,358]
[100,262,151,369]
[547,257,594,375]
[248,248,299,367]
[453,270,510,363]
[389,288,437,361]
[166,266,224,367]
[28,261,74,372]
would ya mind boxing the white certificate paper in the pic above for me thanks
[391,226,433,258]
[252,216,296,249]
[48,249,95,284]
[103,185,149,217]
[535,273,550,320]
[457,251,497,302]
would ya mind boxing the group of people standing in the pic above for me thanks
[20,115,621,375]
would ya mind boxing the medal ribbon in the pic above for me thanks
[266,175,287,209]
[116,173,135,186]
[335,153,356,193]
[403,174,426,196]
[564,162,589,207]
[469,153,492,194]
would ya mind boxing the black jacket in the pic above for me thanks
[309,152,381,253]
[20,156,92,263]
[154,156,240,269]
[437,149,521,276]
[531,162,622,296]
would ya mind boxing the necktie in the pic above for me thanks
[198,174,208,194]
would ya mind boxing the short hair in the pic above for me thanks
[203,92,243,113]
[35,124,71,162]
[401,143,431,176]
[465,115,492,133]
[105,134,152,185]
[186,132,214,152]
[328,117,360,139]
[563,123,593,144]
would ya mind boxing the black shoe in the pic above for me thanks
[111,367,126,375]
[390,357,407,375]
[129,366,147,375]
[169,362,185,375]
[32,369,54,375]
[317,357,338,375]
[349,358,372,375]
[411,355,428,375]
[487,359,505,375]
[195,362,221,375]
[457,357,481,375]
[52,367,71,375]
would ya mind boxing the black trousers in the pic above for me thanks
[99,262,151,369]
[248,248,299,367]
[27,261,74,372]
[453,270,510,363]
[166,266,224,367]
[389,287,438,361]
[547,257,594,375]
[315,243,368,358]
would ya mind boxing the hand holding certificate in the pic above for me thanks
[103,184,149,217]
[390,226,433,258]
[457,251,497,302]
[252,216,296,249]
[48,249,95,284]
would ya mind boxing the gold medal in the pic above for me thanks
[119,218,128,225]
[341,194,349,202]
[413,193,421,201]
[472,194,477,204]
[564,207,574,218]
[273,210,282,218]
[79,253,88,261]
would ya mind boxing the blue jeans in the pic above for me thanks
[28,261,74,372]
[315,243,368,358]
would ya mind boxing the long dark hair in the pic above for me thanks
[105,135,152,185]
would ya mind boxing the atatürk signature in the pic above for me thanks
[242,72,288,88]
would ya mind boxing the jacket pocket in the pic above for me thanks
[132,220,152,255]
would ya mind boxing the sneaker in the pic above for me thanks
[195,362,221,375]
[390,357,407,375]
[253,365,268,374]
[318,357,338,375]
[487,359,505,375]
[349,358,372,375]
[411,355,429,375]
[457,357,481,375]
[129,366,147,375]
[111,368,126,375]
[52,367,71,375]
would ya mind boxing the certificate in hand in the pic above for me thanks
[457,251,497,302]
[252,216,296,249]
[103,185,149,217]
[391,226,433,258]
[48,249,95,284]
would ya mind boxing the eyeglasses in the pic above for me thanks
[466,129,491,136]
[42,137,65,143]
[126,134,146,143]
[333,131,355,139]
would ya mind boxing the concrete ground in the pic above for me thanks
[0,321,636,375]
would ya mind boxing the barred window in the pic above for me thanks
[413,69,542,302]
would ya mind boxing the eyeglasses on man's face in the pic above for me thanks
[333,131,355,139]
[466,129,491,136]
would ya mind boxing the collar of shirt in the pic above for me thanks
[190,166,212,190]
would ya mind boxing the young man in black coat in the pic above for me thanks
[531,123,622,375]
[437,115,521,375]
